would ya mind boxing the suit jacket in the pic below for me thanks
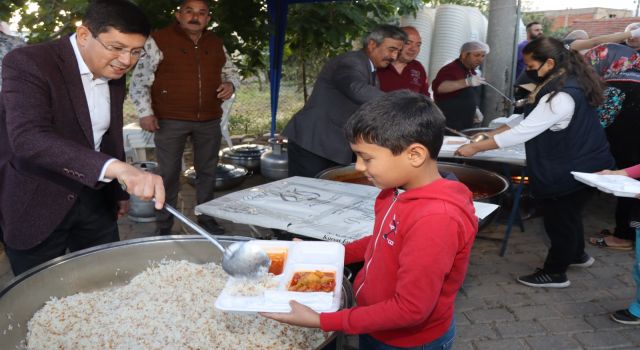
[283,50,383,165]
[0,35,128,250]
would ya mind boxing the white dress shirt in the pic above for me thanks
[69,34,115,181]
[494,92,575,148]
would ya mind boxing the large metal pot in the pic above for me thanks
[183,163,248,191]
[220,144,268,172]
[460,127,495,137]
[0,236,354,350]
[316,162,508,203]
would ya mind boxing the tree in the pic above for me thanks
[284,0,424,100]
[1,1,423,88]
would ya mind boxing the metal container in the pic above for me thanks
[0,236,355,350]
[261,138,288,181]
[183,163,248,191]
[316,162,509,229]
[128,161,157,222]
[316,162,508,203]
[460,127,495,136]
[220,144,268,172]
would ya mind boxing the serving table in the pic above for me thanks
[196,176,499,244]
[439,136,527,256]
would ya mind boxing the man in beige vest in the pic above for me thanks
[130,0,239,235]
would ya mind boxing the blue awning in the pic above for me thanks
[267,0,346,136]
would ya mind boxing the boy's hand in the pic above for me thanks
[455,143,478,157]
[596,169,629,176]
[260,300,321,328]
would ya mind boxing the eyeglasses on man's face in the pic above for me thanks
[92,34,147,60]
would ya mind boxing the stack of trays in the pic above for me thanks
[215,240,345,313]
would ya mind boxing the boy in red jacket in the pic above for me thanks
[262,91,478,349]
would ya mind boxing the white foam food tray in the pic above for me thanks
[215,240,345,313]
[572,171,640,198]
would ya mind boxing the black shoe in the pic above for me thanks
[517,268,570,288]
[610,309,640,325]
[197,217,225,235]
[569,253,595,268]
[154,227,173,236]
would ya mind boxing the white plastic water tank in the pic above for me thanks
[400,7,436,75]
[466,7,487,42]
[429,5,472,82]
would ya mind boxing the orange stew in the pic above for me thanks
[267,250,287,275]
[288,270,336,292]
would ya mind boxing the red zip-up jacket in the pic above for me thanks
[320,179,478,347]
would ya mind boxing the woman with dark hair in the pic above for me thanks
[456,37,615,288]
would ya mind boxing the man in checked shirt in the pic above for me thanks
[129,0,239,235]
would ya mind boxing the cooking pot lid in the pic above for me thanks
[183,164,248,180]
[216,163,248,179]
[222,144,267,157]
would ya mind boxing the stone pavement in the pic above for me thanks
[1,176,639,349]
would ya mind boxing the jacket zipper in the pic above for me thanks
[355,189,399,298]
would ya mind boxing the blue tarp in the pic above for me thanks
[267,0,345,136]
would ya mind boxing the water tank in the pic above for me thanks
[400,7,436,74]
[429,5,472,82]
[426,5,490,84]
[466,7,487,42]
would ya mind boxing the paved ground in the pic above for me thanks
[1,175,639,349]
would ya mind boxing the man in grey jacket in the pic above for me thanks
[283,25,407,178]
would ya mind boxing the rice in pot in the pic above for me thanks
[26,260,328,349]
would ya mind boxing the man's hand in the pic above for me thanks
[260,300,321,328]
[631,27,640,38]
[455,143,479,157]
[216,82,234,100]
[139,115,160,132]
[117,200,130,219]
[105,161,165,209]
[596,169,629,176]
[465,75,486,87]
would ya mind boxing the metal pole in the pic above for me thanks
[481,0,519,124]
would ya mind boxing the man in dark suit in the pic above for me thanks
[283,25,407,178]
[0,0,165,276]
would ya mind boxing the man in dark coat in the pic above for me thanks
[0,0,165,276]
[283,25,407,178]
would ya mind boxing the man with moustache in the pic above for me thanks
[283,24,407,178]
[0,0,165,276]
[377,26,430,97]
[130,0,239,235]
[433,41,489,130]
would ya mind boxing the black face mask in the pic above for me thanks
[525,65,546,84]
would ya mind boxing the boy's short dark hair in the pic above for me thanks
[345,90,446,159]
[83,0,151,37]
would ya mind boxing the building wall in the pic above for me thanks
[527,7,633,32]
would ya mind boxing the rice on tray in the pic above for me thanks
[26,260,329,349]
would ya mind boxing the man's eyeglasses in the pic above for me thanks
[92,35,147,60]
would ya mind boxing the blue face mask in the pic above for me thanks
[525,64,546,84]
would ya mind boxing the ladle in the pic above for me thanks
[162,203,271,278]
[445,127,488,143]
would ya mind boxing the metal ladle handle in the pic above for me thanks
[484,81,516,105]
[162,203,227,253]
[445,127,471,139]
